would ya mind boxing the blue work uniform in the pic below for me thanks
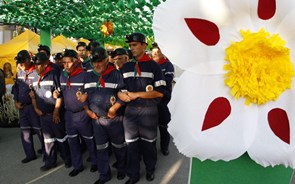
[82,57,92,72]
[121,54,166,180]
[85,64,126,181]
[60,68,97,171]
[157,58,175,152]
[32,66,71,167]
[14,65,44,160]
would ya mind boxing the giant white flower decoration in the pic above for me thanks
[153,0,295,168]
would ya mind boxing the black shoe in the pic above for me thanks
[37,148,43,154]
[125,178,139,184]
[146,173,155,181]
[69,168,84,177]
[117,172,125,180]
[161,149,169,156]
[94,177,111,184]
[40,164,57,171]
[90,165,98,172]
[64,161,72,168]
[21,157,37,163]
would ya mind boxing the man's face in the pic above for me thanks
[114,55,128,69]
[129,42,146,59]
[151,48,164,62]
[93,59,108,74]
[18,59,32,70]
[35,63,47,75]
[62,57,76,74]
[77,46,87,59]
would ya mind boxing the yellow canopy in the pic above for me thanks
[0,30,77,75]
[0,30,39,76]
[52,35,77,51]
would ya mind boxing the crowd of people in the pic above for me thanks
[9,32,175,184]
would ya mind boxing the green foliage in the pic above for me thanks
[0,0,165,46]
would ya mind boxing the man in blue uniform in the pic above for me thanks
[151,43,175,156]
[83,47,127,184]
[57,49,97,177]
[13,50,44,163]
[29,52,71,171]
[119,33,166,184]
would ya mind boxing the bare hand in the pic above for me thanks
[126,92,138,101]
[53,89,60,99]
[85,109,98,119]
[15,102,24,110]
[118,92,131,102]
[29,90,35,99]
[107,107,116,119]
[35,108,44,116]
[77,92,88,103]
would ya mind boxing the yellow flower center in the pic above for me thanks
[224,29,294,105]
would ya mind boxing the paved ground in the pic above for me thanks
[0,127,190,184]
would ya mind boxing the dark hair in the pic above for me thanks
[38,44,51,56]
[86,41,100,51]
[76,41,87,50]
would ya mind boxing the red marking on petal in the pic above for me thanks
[268,108,290,144]
[184,18,220,46]
[202,97,231,131]
[258,0,276,20]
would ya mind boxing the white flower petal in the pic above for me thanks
[153,0,232,73]
[247,88,295,169]
[168,71,257,161]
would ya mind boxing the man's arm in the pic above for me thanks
[127,90,164,101]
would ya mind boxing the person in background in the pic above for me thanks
[54,53,64,69]
[57,49,97,177]
[29,52,71,171]
[83,47,127,184]
[83,41,100,71]
[3,62,14,80]
[76,41,88,62]
[112,48,129,70]
[119,33,166,184]
[13,50,44,163]
[0,67,5,105]
[151,43,175,156]
[127,49,133,61]
[106,46,114,64]
[37,44,61,72]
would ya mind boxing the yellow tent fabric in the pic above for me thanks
[0,30,40,75]
[0,30,77,75]
[52,35,77,51]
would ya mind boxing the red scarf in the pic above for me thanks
[65,67,84,88]
[134,54,151,77]
[157,58,168,65]
[37,65,53,88]
[93,64,115,88]
[25,65,35,80]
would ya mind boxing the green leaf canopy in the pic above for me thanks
[0,0,165,45]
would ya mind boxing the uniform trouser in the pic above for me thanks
[65,110,97,170]
[19,104,44,159]
[93,116,126,181]
[40,113,71,166]
[123,106,158,180]
[158,103,171,151]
